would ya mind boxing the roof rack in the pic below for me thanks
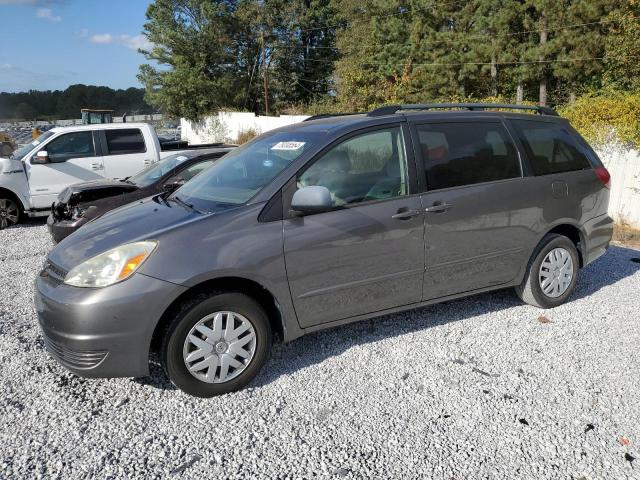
[303,112,363,122]
[367,103,559,117]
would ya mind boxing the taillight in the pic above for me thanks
[594,167,611,189]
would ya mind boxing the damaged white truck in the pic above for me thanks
[0,123,215,229]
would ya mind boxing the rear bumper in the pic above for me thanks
[583,213,614,266]
[35,270,187,378]
[47,214,88,243]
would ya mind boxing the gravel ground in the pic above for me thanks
[1,221,639,479]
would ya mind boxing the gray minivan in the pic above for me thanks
[35,103,613,397]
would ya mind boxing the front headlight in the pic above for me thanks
[64,241,157,288]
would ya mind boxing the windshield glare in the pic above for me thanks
[130,152,194,187]
[10,131,54,160]
[173,131,319,211]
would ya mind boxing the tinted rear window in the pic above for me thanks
[105,128,146,155]
[416,122,521,190]
[511,120,591,175]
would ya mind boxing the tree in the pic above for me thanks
[15,102,37,120]
[603,0,640,90]
[138,0,339,119]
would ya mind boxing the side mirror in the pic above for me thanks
[290,186,332,215]
[163,179,184,193]
[32,151,49,164]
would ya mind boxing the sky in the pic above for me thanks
[0,0,154,93]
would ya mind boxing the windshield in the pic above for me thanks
[130,152,196,187]
[173,130,321,212]
[10,131,55,160]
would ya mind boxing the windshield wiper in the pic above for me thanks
[170,195,200,213]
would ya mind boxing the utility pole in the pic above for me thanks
[261,31,269,116]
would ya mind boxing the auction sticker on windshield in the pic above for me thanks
[271,141,305,151]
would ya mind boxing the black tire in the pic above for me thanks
[161,291,272,397]
[1,144,13,157]
[0,195,21,230]
[515,234,580,308]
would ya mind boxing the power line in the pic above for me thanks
[297,0,468,34]
[283,16,638,52]
[298,54,640,69]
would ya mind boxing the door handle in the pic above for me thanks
[392,208,422,220]
[425,202,452,213]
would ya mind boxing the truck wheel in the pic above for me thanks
[161,291,272,397]
[0,197,20,229]
[0,144,12,157]
[515,234,579,309]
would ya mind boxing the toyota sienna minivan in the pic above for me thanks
[35,103,613,397]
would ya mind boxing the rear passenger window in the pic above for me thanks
[104,129,146,155]
[511,121,591,175]
[416,122,521,190]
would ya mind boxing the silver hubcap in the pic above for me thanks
[183,311,256,384]
[0,198,19,229]
[539,247,574,298]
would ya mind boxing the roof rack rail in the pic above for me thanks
[303,112,363,122]
[367,103,559,117]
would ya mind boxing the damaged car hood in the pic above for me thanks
[58,179,139,204]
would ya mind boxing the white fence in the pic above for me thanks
[180,112,309,145]
[597,146,640,229]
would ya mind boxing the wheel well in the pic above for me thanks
[149,277,284,355]
[547,224,585,267]
[0,187,24,213]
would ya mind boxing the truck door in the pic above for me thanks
[100,128,150,179]
[27,130,104,209]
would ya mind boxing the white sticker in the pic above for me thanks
[271,141,305,151]
[175,155,188,162]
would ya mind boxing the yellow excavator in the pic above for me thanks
[0,131,16,157]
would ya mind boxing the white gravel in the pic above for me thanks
[1,221,639,479]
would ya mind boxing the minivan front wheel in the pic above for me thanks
[515,234,579,309]
[161,292,272,397]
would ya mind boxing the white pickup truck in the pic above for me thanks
[0,123,219,229]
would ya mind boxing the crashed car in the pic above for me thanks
[47,147,234,242]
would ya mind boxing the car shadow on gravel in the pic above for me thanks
[132,245,639,392]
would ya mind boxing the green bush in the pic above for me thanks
[559,93,640,148]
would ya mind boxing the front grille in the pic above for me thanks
[44,335,108,370]
[41,261,68,285]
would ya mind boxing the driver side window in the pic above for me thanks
[298,127,408,207]
[42,131,96,163]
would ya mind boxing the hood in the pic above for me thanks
[58,179,138,205]
[0,156,23,174]
[48,195,239,271]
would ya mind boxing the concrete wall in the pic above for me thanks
[180,111,309,144]
[597,146,640,229]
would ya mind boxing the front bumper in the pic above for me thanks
[46,214,88,243]
[35,269,187,378]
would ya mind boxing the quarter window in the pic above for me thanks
[42,131,95,162]
[511,120,591,175]
[104,129,146,155]
[416,122,521,190]
[298,127,408,207]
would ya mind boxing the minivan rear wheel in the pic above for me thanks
[515,234,579,309]
[161,291,272,397]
